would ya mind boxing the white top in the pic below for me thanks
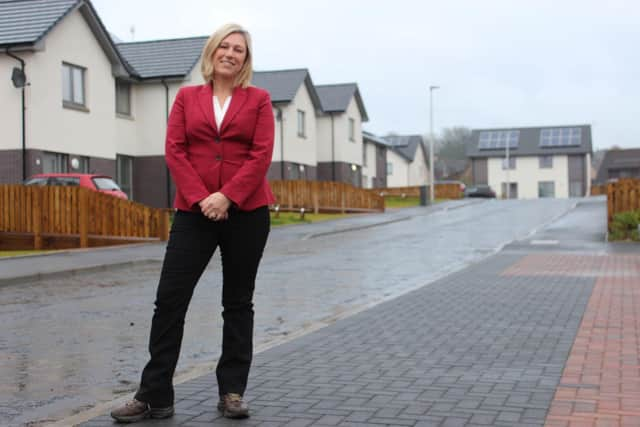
[213,95,232,129]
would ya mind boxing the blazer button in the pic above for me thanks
[215,137,221,143]
[216,155,222,161]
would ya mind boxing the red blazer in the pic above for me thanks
[165,83,275,212]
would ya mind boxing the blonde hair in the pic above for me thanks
[200,23,253,88]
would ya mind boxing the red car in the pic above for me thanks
[24,173,128,200]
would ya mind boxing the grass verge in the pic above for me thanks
[270,211,351,227]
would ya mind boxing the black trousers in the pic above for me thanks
[135,206,270,407]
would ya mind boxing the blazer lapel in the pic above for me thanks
[219,86,247,134]
[197,83,218,134]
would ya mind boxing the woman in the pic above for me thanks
[111,23,275,422]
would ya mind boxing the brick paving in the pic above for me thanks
[82,252,605,427]
[543,256,640,427]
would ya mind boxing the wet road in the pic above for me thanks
[0,198,584,425]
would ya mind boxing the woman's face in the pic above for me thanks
[212,32,247,81]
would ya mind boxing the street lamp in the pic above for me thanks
[429,85,439,203]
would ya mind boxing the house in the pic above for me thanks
[362,131,389,188]
[382,135,430,188]
[252,69,322,181]
[0,0,207,207]
[467,125,593,199]
[315,83,369,187]
[595,148,640,184]
[0,0,373,206]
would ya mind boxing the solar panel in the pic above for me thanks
[478,130,519,150]
[540,128,581,147]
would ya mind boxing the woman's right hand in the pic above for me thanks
[198,192,231,221]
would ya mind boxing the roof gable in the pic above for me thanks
[1,0,131,77]
[383,134,425,162]
[117,36,208,79]
[315,83,369,121]
[467,124,592,158]
[252,69,321,111]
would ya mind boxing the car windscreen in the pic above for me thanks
[93,177,122,191]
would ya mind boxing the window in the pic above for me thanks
[363,145,368,166]
[62,62,86,108]
[501,182,518,199]
[297,110,306,137]
[502,157,516,170]
[538,181,555,198]
[116,154,133,199]
[116,80,131,116]
[42,152,69,173]
[539,155,553,168]
[349,118,355,142]
[386,162,393,176]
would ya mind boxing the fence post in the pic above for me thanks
[340,188,346,214]
[79,188,89,248]
[33,188,43,250]
[159,209,170,241]
[313,182,319,214]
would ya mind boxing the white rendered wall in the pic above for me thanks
[386,149,409,187]
[0,54,30,150]
[276,84,316,166]
[361,141,377,188]
[487,155,570,198]
[25,10,121,159]
[333,97,362,166]
[407,143,429,186]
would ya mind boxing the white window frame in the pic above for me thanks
[349,118,355,142]
[539,155,553,169]
[297,110,306,138]
[116,154,134,200]
[116,79,132,116]
[62,62,87,109]
[502,157,516,170]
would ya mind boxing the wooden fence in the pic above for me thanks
[370,183,464,200]
[591,184,607,196]
[0,185,171,250]
[607,178,640,227]
[270,180,384,213]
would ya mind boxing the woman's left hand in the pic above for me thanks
[198,192,232,221]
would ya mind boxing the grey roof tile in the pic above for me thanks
[0,0,78,47]
[252,69,308,102]
[252,69,322,110]
[467,125,592,158]
[116,36,208,79]
[383,135,426,162]
[363,131,392,147]
[316,83,369,121]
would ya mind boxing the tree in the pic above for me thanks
[436,126,472,160]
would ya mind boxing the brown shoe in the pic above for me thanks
[217,393,250,419]
[110,398,174,423]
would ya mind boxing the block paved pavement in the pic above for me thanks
[79,245,640,427]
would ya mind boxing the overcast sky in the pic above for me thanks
[91,0,639,150]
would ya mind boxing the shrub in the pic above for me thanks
[609,210,640,241]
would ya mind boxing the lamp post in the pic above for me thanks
[429,85,439,203]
